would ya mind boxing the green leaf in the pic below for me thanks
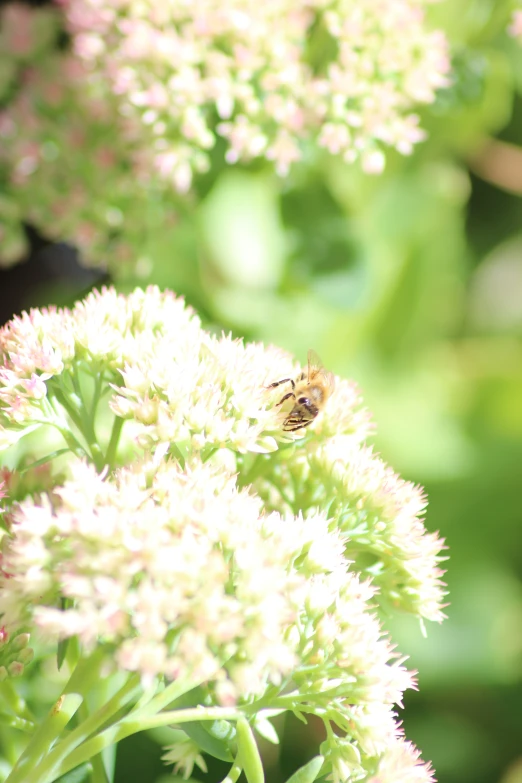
[55,763,91,783]
[181,720,233,762]
[57,637,69,672]
[57,597,76,670]
[236,717,265,783]
[284,756,325,783]
[253,716,280,745]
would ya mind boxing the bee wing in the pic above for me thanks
[307,348,324,379]
[307,348,336,391]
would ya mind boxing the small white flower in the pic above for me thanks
[162,736,208,780]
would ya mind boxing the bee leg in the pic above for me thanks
[275,391,296,407]
[283,418,313,432]
[266,378,295,390]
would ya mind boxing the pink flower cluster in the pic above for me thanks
[0,0,450,266]
[60,0,450,182]
[0,45,163,267]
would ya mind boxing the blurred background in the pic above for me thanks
[1,1,522,782]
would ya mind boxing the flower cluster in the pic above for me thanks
[0,629,34,681]
[0,457,303,695]
[0,285,368,456]
[0,0,450,266]
[0,4,59,98]
[0,4,63,264]
[0,43,170,268]
[254,434,446,621]
[60,0,450,181]
[0,454,429,778]
[0,286,445,782]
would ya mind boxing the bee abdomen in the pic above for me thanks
[283,401,319,431]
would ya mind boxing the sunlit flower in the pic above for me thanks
[0,453,413,727]
[0,458,295,694]
[254,433,446,622]
[61,0,450,178]
[0,285,446,781]
[366,737,435,783]
[0,0,450,265]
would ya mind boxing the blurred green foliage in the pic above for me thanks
[2,0,522,781]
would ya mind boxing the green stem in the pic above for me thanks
[132,676,200,718]
[18,449,71,474]
[220,762,243,783]
[42,396,89,460]
[0,679,35,722]
[22,676,195,783]
[5,649,105,783]
[50,707,243,783]
[70,370,107,471]
[90,753,110,783]
[75,701,108,783]
[90,372,104,423]
[51,385,104,471]
[32,673,141,783]
[105,416,124,468]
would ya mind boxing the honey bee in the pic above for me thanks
[267,349,335,432]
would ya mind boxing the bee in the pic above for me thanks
[267,349,335,432]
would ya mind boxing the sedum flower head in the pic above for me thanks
[0,285,445,782]
[0,457,307,695]
[0,453,425,773]
[253,433,446,622]
[0,285,367,456]
[0,0,449,265]
[59,0,450,181]
[0,44,166,268]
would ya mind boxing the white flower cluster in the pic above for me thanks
[0,286,367,455]
[0,454,428,776]
[0,286,444,782]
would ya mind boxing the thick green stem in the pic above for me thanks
[48,707,243,783]
[75,700,110,783]
[50,385,104,471]
[89,753,110,783]
[42,395,90,461]
[90,373,102,420]
[105,415,124,468]
[5,649,105,783]
[31,673,142,783]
